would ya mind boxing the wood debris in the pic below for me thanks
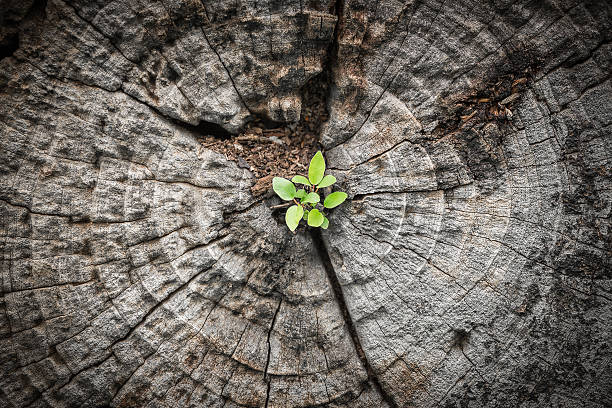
[199,74,329,196]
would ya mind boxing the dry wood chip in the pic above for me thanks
[499,93,521,105]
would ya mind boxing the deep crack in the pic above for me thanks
[264,298,282,408]
[310,229,398,408]
[0,33,19,61]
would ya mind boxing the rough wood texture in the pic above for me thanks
[0,0,610,407]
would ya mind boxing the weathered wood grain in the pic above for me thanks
[0,0,610,407]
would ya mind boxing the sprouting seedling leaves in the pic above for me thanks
[301,192,320,205]
[295,189,307,200]
[324,191,347,209]
[285,205,303,232]
[307,208,324,227]
[291,175,311,186]
[272,151,347,232]
[316,175,336,188]
[308,151,325,185]
[273,177,296,201]
[320,216,329,230]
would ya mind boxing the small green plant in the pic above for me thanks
[272,151,347,232]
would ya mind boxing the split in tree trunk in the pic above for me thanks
[0,1,611,407]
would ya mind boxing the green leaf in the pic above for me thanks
[301,192,320,204]
[285,205,303,232]
[307,208,324,227]
[308,151,325,185]
[291,175,311,186]
[273,177,296,201]
[320,216,329,230]
[316,175,336,188]
[303,209,309,220]
[295,189,306,200]
[324,191,348,209]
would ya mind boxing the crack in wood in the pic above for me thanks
[310,228,398,408]
[263,298,282,407]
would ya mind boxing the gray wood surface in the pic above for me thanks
[1,1,610,407]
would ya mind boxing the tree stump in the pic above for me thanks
[1,1,610,407]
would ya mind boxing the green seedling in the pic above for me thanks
[272,151,347,232]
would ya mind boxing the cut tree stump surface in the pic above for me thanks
[0,1,611,407]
